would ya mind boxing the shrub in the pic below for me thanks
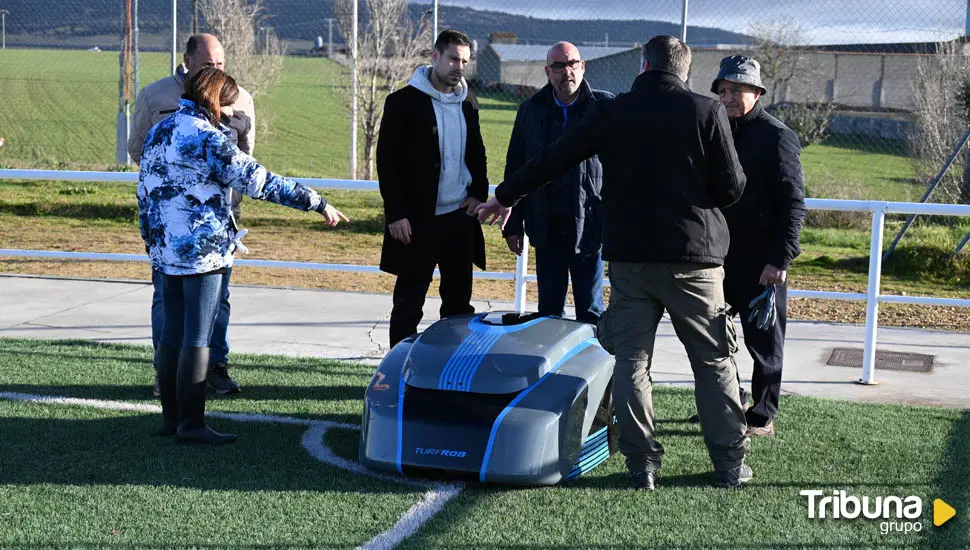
[767,101,835,148]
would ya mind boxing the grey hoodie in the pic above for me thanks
[407,66,472,215]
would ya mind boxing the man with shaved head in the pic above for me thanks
[502,41,613,324]
[129,33,256,398]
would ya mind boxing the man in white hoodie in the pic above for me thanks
[377,29,490,347]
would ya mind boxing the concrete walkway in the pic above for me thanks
[1,274,968,408]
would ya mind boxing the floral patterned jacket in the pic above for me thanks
[138,99,325,276]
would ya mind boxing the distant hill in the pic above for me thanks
[1,1,750,50]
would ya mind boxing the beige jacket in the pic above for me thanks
[127,65,256,163]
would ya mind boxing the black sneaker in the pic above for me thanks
[207,363,242,395]
[628,471,657,491]
[714,462,753,489]
[152,374,161,398]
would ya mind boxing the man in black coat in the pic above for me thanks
[376,29,489,348]
[712,56,807,437]
[502,42,613,324]
[478,36,752,490]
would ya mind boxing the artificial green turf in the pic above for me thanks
[0,338,967,549]
[0,338,421,548]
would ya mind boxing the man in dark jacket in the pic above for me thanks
[377,29,489,348]
[478,36,751,490]
[502,42,613,324]
[712,56,807,437]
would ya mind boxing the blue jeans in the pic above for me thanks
[152,267,232,363]
[534,246,605,324]
[157,272,223,349]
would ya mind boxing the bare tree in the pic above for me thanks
[747,21,809,104]
[908,40,970,204]
[199,0,285,99]
[333,0,431,180]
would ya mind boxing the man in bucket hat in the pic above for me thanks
[711,55,807,437]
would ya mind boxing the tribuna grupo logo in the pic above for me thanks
[801,490,923,535]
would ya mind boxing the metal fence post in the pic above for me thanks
[860,203,887,385]
[170,0,177,74]
[514,234,530,313]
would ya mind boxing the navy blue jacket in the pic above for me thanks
[497,71,746,265]
[723,101,806,271]
[502,80,613,253]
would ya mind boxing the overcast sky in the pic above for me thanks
[436,0,967,44]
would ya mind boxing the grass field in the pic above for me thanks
[0,48,932,199]
[0,338,967,548]
[1,48,969,330]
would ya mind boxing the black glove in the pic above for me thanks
[747,285,777,331]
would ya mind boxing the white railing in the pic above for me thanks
[2,169,969,385]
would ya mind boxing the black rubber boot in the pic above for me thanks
[154,344,181,437]
[175,346,237,445]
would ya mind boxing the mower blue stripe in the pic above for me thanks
[450,333,492,391]
[576,445,610,470]
[576,440,609,463]
[439,315,551,392]
[441,332,487,389]
[447,332,488,390]
[447,331,495,391]
[570,444,611,475]
[457,331,503,391]
[573,450,611,477]
[437,333,481,389]
[581,449,611,471]
[576,440,609,462]
[581,428,608,450]
[395,357,408,475]
[479,338,597,483]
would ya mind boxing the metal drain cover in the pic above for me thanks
[826,348,934,372]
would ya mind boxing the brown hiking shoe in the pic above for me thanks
[744,421,775,437]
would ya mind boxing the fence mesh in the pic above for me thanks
[0,0,968,205]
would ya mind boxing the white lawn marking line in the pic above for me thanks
[300,423,464,549]
[0,391,464,549]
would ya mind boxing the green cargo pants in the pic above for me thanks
[597,262,749,474]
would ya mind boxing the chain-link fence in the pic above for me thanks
[0,1,968,205]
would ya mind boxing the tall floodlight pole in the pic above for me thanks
[350,0,358,179]
[966,0,970,36]
[433,0,438,46]
[0,10,8,50]
[171,0,178,73]
[680,0,689,43]
[117,0,132,165]
[133,0,139,94]
[193,0,198,34]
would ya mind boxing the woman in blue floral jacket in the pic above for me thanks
[138,67,348,444]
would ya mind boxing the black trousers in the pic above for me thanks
[389,209,476,347]
[725,263,788,428]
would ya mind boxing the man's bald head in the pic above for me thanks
[184,34,226,79]
[544,41,585,103]
[546,41,580,65]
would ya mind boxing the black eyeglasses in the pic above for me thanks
[548,59,582,72]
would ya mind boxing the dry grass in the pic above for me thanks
[2,183,968,332]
